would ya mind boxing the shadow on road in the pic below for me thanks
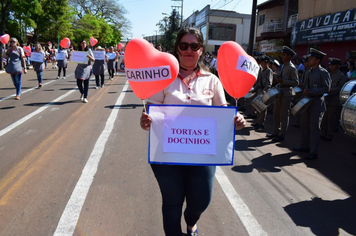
[284,197,356,236]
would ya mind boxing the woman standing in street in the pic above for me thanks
[75,39,95,103]
[5,37,27,100]
[57,46,68,79]
[106,46,117,80]
[139,28,246,236]
[32,43,46,88]
[92,46,108,89]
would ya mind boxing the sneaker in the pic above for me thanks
[110,77,113,81]
[62,77,66,79]
[57,76,60,79]
[38,83,43,88]
[83,98,88,103]
[95,86,99,89]
[80,95,84,101]
[101,84,105,88]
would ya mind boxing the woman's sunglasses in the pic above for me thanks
[178,42,201,51]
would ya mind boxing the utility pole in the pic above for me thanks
[247,0,257,56]
[171,0,183,28]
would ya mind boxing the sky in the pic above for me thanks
[120,0,269,39]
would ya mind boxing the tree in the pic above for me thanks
[156,9,180,52]
[69,0,130,43]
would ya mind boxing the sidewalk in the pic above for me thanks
[233,101,356,198]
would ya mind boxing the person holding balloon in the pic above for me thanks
[140,28,246,236]
[57,46,69,79]
[4,37,27,100]
[32,43,46,88]
[75,39,95,103]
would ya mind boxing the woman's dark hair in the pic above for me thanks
[173,28,208,71]
[79,39,89,51]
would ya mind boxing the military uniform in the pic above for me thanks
[320,58,347,140]
[254,59,273,129]
[295,48,331,160]
[268,46,298,142]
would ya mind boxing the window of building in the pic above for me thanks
[208,24,235,41]
[259,14,265,26]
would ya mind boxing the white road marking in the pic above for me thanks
[215,166,267,236]
[0,89,77,137]
[0,73,74,102]
[53,81,129,236]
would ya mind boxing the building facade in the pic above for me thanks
[291,0,356,66]
[182,5,251,53]
[255,0,299,57]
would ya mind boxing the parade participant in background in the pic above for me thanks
[4,37,27,100]
[51,44,58,69]
[251,55,273,131]
[140,28,245,236]
[293,48,331,160]
[92,46,108,89]
[292,55,310,128]
[266,46,298,142]
[320,58,347,141]
[57,46,69,79]
[75,39,95,103]
[245,56,261,119]
[155,44,162,51]
[347,61,355,79]
[106,46,117,80]
[32,43,46,88]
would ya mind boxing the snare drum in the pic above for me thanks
[291,97,312,117]
[293,86,303,99]
[261,87,282,105]
[251,94,267,113]
[341,94,356,138]
[339,80,356,105]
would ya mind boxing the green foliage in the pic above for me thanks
[157,9,180,52]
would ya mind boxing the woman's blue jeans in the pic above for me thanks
[150,164,216,236]
[36,71,43,84]
[11,73,23,96]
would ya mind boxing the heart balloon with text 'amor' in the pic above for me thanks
[217,41,258,99]
[125,38,179,100]
[90,37,98,47]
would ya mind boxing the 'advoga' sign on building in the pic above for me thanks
[291,8,356,45]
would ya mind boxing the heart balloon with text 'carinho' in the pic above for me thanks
[217,41,258,99]
[125,38,179,100]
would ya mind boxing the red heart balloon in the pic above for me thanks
[60,37,71,49]
[125,38,179,100]
[0,34,10,44]
[118,43,124,49]
[217,41,258,99]
[23,46,31,57]
[90,37,98,46]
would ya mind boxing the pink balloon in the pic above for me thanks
[90,37,98,46]
[125,38,179,100]
[0,34,10,44]
[60,38,71,49]
[217,41,258,99]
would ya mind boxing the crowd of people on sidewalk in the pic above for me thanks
[2,37,125,102]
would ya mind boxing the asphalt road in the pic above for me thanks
[0,63,355,236]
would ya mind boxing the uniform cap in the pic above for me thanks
[309,48,326,60]
[281,46,296,56]
[328,57,342,65]
[272,59,280,67]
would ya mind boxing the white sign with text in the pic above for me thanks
[70,51,88,64]
[30,52,44,63]
[148,105,237,165]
